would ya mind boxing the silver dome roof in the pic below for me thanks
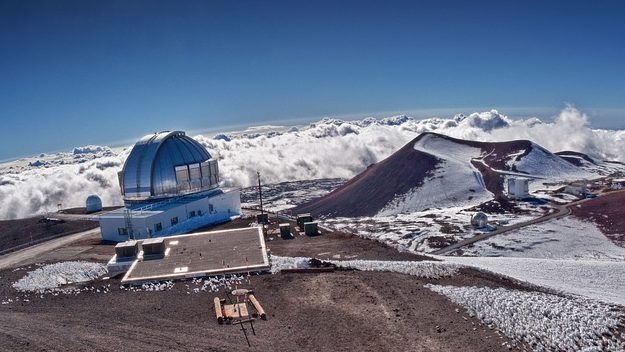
[120,131,219,202]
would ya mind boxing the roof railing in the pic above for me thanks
[129,188,223,213]
[131,196,181,212]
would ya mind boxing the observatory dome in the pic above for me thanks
[119,131,220,202]
[470,212,489,228]
[85,195,102,213]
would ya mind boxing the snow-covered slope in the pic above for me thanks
[295,132,595,217]
[378,133,491,215]
[557,150,625,178]
[514,143,591,180]
[459,217,625,260]
[442,255,625,306]
[291,135,440,217]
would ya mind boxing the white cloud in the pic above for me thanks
[199,106,625,192]
[0,150,126,219]
[72,145,112,155]
[447,106,625,161]
[0,106,623,220]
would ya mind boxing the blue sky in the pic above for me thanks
[1,0,624,160]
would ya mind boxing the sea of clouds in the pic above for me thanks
[0,106,623,220]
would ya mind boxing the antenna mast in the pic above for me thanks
[257,171,264,215]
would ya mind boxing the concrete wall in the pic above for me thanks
[99,216,131,242]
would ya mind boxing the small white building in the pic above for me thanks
[507,178,530,199]
[98,131,241,242]
[564,181,588,197]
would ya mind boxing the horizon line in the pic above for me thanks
[2,105,624,163]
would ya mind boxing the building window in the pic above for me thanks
[118,227,128,236]
[210,159,219,184]
[208,204,214,212]
[175,165,189,182]
[154,222,162,232]
[188,163,202,190]
[201,162,211,187]
[175,165,190,192]
[189,163,201,180]
[171,217,179,226]
[189,210,196,218]
[197,210,202,216]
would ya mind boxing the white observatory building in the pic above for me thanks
[98,131,240,242]
[507,178,530,199]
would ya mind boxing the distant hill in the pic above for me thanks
[555,151,597,167]
[293,132,588,217]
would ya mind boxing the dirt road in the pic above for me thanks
[432,203,569,255]
[0,228,101,270]
[433,190,625,255]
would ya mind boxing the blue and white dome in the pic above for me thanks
[85,195,103,213]
[120,131,219,202]
[470,212,488,228]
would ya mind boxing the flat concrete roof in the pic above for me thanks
[121,227,270,284]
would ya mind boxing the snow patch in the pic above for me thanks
[426,284,625,351]
[333,258,459,278]
[271,256,458,278]
[460,217,625,260]
[12,261,106,293]
[325,204,543,254]
[441,256,625,306]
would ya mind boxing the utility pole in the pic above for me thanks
[257,171,264,215]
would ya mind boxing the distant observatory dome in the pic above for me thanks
[119,131,220,202]
[85,195,103,213]
[470,212,489,228]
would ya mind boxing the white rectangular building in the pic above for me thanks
[507,178,530,199]
[99,189,240,242]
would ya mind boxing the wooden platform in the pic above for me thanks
[224,303,249,319]
[121,227,270,284]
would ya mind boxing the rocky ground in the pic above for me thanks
[0,216,532,351]
[0,266,526,352]
[0,217,97,254]
[571,190,625,247]
[198,216,432,262]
